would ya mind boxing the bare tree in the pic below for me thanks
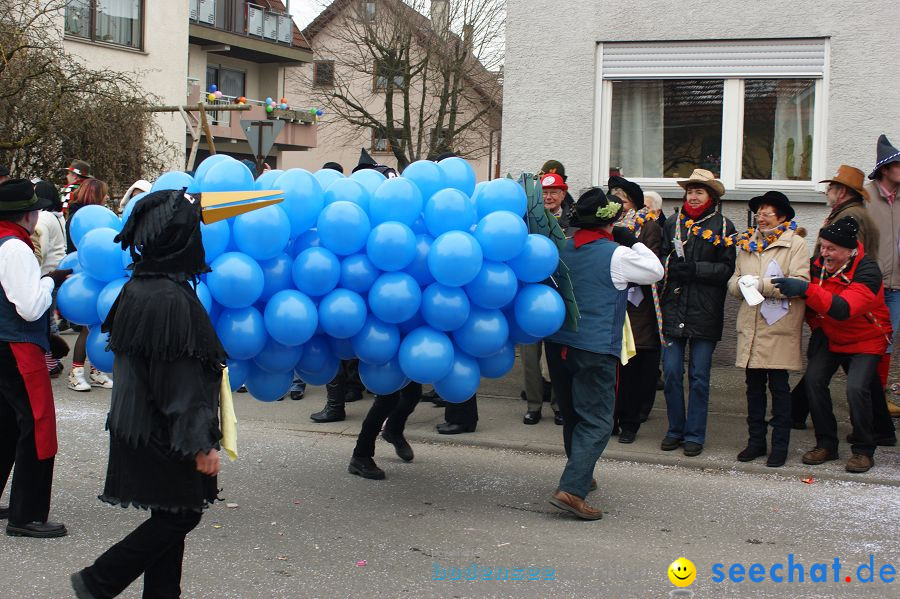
[0,0,173,192]
[297,0,503,170]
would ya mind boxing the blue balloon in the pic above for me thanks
[410,215,428,235]
[476,178,528,218]
[453,307,509,357]
[292,247,340,297]
[297,358,340,386]
[439,157,477,196]
[226,359,249,391]
[190,280,213,313]
[58,273,105,326]
[464,261,518,309]
[352,315,400,365]
[208,252,264,308]
[401,161,446,201]
[474,210,528,261]
[233,205,291,260]
[514,284,566,338]
[96,277,128,322]
[257,253,294,302]
[85,326,114,373]
[151,171,194,192]
[427,231,483,287]
[314,168,344,190]
[324,178,370,213]
[254,169,284,190]
[201,159,254,192]
[201,220,230,262]
[291,228,321,256]
[317,201,371,256]
[424,188,476,237]
[421,283,470,331]
[369,178,423,226]
[264,289,318,346]
[329,336,356,360]
[368,272,421,324]
[78,228,124,282]
[120,248,132,274]
[366,221,416,271]
[397,310,425,334]
[434,351,480,403]
[506,309,542,344]
[190,154,234,191]
[295,335,334,373]
[404,234,435,286]
[318,289,367,338]
[253,337,304,373]
[121,192,147,223]
[58,251,82,273]
[274,169,325,237]
[350,168,387,196]
[216,306,267,360]
[358,358,409,395]
[506,234,560,283]
[478,342,516,378]
[340,254,380,293]
[245,364,293,402]
[69,205,121,249]
[398,326,455,383]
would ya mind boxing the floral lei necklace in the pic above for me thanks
[624,208,658,234]
[678,212,797,252]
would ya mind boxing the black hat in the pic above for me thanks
[539,160,566,181]
[351,148,378,173]
[0,179,52,216]
[869,134,900,180]
[33,180,62,212]
[568,187,624,229]
[819,216,859,249]
[749,190,795,220]
[607,175,644,210]
[322,161,344,173]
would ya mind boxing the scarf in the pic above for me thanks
[0,220,34,250]
[574,228,613,249]
[682,199,713,220]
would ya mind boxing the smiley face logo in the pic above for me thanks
[668,557,696,587]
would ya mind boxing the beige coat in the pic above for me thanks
[727,228,810,371]
[863,179,900,289]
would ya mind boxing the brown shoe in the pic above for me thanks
[588,478,597,493]
[549,490,602,520]
[845,454,874,473]
[888,400,900,418]
[801,447,838,465]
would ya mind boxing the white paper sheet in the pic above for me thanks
[760,259,789,325]
[627,286,644,307]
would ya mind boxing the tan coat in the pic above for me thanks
[727,228,810,371]
[863,179,900,289]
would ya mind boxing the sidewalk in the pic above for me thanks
[223,362,900,487]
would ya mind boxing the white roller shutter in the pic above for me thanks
[601,39,827,79]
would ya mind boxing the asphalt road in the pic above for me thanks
[1,393,898,599]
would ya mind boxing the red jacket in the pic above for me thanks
[804,242,892,355]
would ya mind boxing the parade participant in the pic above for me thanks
[117,179,150,213]
[31,181,68,377]
[0,179,70,538]
[773,216,892,473]
[609,175,662,443]
[659,169,736,457]
[61,159,92,215]
[546,188,664,520]
[71,188,225,598]
[310,359,366,422]
[348,382,422,479]
[726,191,809,467]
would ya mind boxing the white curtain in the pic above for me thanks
[610,81,664,178]
[771,81,815,180]
[96,0,141,46]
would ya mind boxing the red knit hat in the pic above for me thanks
[540,173,567,191]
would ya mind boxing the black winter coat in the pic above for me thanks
[660,205,736,341]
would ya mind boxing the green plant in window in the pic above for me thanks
[785,137,795,179]
[800,135,812,180]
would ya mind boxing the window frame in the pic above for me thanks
[371,126,405,154]
[64,0,145,51]
[313,60,335,87]
[373,59,406,91]
[593,41,830,195]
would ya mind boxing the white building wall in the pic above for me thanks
[502,0,900,201]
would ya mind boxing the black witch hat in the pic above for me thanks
[869,134,900,180]
[351,148,378,173]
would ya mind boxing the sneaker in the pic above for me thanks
[48,362,64,379]
[67,367,90,392]
[89,367,113,389]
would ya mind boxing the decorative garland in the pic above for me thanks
[625,208,659,235]
[678,212,797,252]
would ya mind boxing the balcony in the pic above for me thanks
[189,0,312,64]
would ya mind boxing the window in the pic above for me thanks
[314,60,335,87]
[372,127,404,153]
[360,1,376,22]
[65,0,143,49]
[374,59,406,90]
[206,66,245,125]
[598,39,827,190]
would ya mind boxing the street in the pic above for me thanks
[1,385,897,599]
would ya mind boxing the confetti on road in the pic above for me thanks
[801,476,814,484]
[357,560,367,567]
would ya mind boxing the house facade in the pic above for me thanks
[62,0,318,171]
[502,0,900,226]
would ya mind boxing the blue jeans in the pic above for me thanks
[882,288,900,353]
[663,337,716,445]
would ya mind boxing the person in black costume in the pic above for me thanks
[71,189,225,599]
[348,382,422,479]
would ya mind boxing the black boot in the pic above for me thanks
[310,399,345,423]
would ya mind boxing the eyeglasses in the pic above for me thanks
[755,211,778,218]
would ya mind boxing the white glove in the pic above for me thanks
[738,275,764,306]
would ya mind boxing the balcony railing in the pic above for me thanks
[189,0,294,46]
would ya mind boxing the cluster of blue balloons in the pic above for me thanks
[57,154,567,402]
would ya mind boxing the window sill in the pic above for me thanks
[64,35,147,55]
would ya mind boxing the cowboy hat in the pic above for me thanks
[819,165,869,202]
[677,168,725,198]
